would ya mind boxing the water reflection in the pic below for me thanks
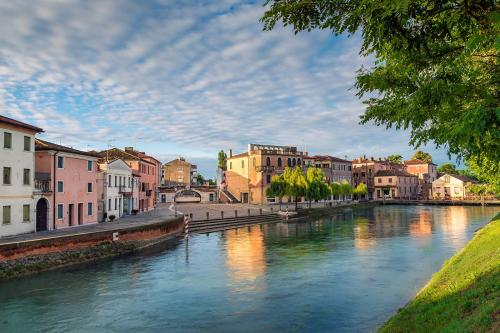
[354,218,377,250]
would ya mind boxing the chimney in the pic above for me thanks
[229,149,233,158]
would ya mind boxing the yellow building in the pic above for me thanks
[225,144,307,204]
[162,158,197,186]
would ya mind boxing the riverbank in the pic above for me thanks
[378,212,500,332]
[0,216,184,281]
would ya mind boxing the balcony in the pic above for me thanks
[255,165,275,173]
[119,185,132,194]
[34,173,51,193]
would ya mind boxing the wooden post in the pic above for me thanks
[259,208,262,215]
[248,208,251,216]
[221,211,224,219]
[235,210,238,217]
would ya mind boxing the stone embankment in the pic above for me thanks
[0,217,184,280]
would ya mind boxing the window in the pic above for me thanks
[388,178,392,183]
[3,132,12,149]
[108,198,111,211]
[57,156,64,168]
[108,175,112,187]
[266,157,271,166]
[23,204,30,222]
[287,158,291,167]
[87,202,93,216]
[87,182,93,192]
[57,181,64,192]
[292,158,296,167]
[266,174,271,184]
[57,204,63,219]
[87,160,93,171]
[241,160,245,168]
[23,136,31,151]
[378,178,381,183]
[115,198,117,210]
[115,176,117,187]
[297,158,301,166]
[278,158,282,167]
[3,167,11,185]
[23,168,30,185]
[229,162,232,169]
[2,206,11,224]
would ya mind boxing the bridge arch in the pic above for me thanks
[174,189,202,203]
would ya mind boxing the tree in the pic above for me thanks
[266,174,287,210]
[304,167,330,208]
[437,163,458,174]
[386,154,403,164]
[217,150,227,170]
[340,180,353,200]
[412,151,433,163]
[207,179,216,186]
[330,182,341,200]
[466,183,495,205]
[195,174,205,185]
[353,183,368,200]
[282,166,307,210]
[466,155,500,195]
[262,1,499,185]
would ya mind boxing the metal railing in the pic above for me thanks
[255,165,275,172]
[34,179,51,193]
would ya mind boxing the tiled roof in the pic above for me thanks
[228,152,248,159]
[404,159,436,166]
[446,174,479,183]
[96,148,155,165]
[374,169,417,177]
[310,155,352,163]
[35,139,100,157]
[0,115,43,133]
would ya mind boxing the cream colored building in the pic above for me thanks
[373,170,419,200]
[432,174,478,200]
[0,115,43,237]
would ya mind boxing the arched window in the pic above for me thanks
[287,158,291,167]
[278,158,282,167]
[297,158,301,166]
[241,160,245,168]
[266,157,271,166]
[292,158,296,167]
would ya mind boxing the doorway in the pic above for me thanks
[36,199,48,232]
[68,204,74,226]
[78,203,83,225]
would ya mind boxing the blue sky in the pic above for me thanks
[0,0,453,178]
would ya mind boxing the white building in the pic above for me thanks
[0,115,43,237]
[432,174,479,200]
[98,159,133,221]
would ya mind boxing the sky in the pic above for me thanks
[0,0,453,178]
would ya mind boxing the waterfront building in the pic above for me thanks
[304,155,352,201]
[352,156,405,200]
[432,174,479,200]
[225,144,307,204]
[97,147,158,212]
[373,170,419,200]
[0,115,43,237]
[97,158,133,221]
[34,139,99,230]
[404,159,438,199]
[158,185,218,203]
[162,158,197,186]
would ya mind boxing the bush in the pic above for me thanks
[109,215,116,221]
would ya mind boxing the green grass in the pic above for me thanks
[379,213,500,333]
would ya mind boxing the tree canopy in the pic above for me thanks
[412,151,433,163]
[218,150,227,170]
[387,154,403,164]
[437,162,458,174]
[262,0,499,183]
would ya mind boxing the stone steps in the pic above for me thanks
[188,214,282,234]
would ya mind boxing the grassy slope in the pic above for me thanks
[379,213,500,333]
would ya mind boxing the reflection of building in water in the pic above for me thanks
[225,226,266,290]
[354,218,377,250]
[441,206,468,248]
[410,209,432,237]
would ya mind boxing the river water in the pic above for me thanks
[0,205,497,333]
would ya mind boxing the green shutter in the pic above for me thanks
[2,206,11,224]
[23,205,30,222]
[4,132,12,149]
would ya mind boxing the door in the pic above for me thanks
[161,195,166,203]
[78,203,83,225]
[36,199,48,232]
[68,204,74,226]
[242,193,249,203]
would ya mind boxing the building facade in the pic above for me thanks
[35,140,99,230]
[432,174,478,200]
[373,170,419,200]
[404,159,438,199]
[352,156,405,199]
[0,116,43,237]
[98,159,133,221]
[225,144,307,204]
[304,155,352,201]
[162,158,197,186]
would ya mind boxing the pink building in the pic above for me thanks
[34,139,99,230]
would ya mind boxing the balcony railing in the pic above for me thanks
[34,179,51,193]
[255,165,275,173]
[119,185,132,194]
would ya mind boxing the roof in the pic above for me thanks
[441,173,479,183]
[164,158,192,166]
[310,155,352,163]
[96,148,155,165]
[374,169,417,177]
[0,115,44,133]
[228,152,248,159]
[35,139,100,157]
[404,159,436,166]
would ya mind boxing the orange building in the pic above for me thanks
[352,156,405,199]
[225,144,307,204]
[404,159,437,199]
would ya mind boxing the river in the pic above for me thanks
[0,205,497,332]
